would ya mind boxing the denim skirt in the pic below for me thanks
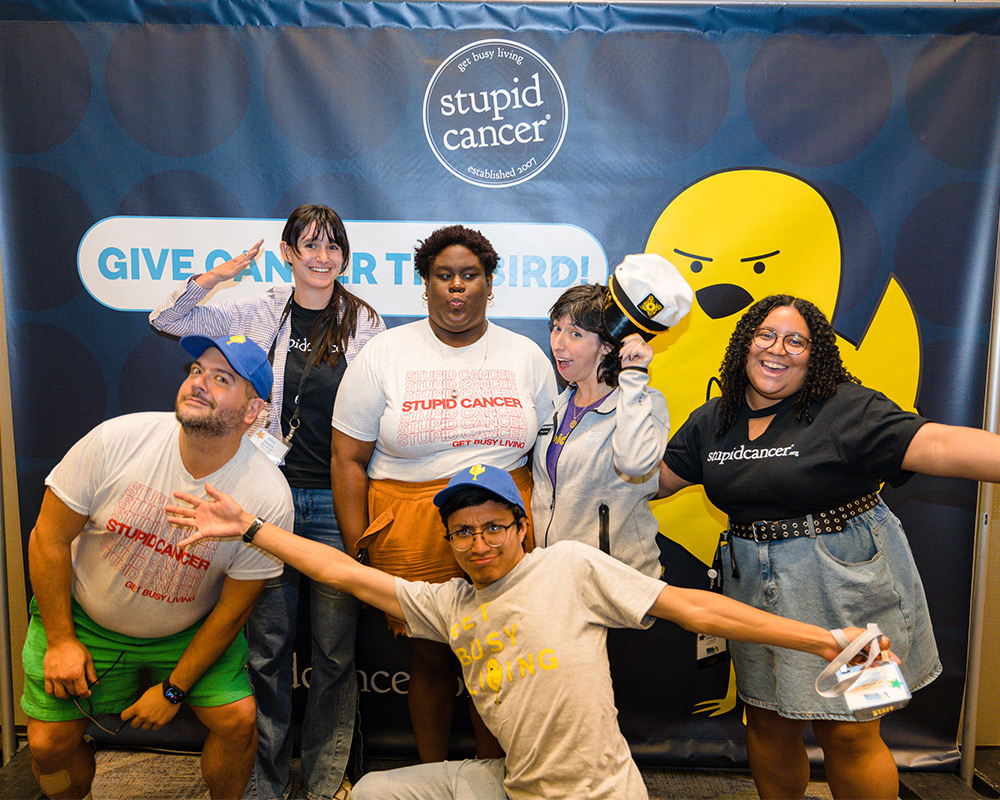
[724,498,941,720]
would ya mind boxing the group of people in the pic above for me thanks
[18,204,1000,800]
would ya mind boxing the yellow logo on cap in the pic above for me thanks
[469,465,485,481]
[227,335,247,345]
[639,294,664,319]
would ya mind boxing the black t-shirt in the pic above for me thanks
[280,301,346,488]
[663,382,929,523]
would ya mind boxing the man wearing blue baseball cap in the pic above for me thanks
[169,464,890,800]
[22,334,293,800]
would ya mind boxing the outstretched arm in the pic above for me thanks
[649,584,889,662]
[902,422,1000,481]
[168,484,402,619]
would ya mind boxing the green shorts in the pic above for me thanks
[21,597,251,722]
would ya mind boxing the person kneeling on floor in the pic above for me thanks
[168,463,891,800]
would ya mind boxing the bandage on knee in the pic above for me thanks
[38,768,72,794]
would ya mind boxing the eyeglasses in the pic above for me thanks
[753,328,810,356]
[73,651,128,735]
[445,521,519,552]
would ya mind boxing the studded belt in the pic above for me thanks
[728,493,880,542]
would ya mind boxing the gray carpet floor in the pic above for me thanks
[87,749,836,800]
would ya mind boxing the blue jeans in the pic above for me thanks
[245,487,360,800]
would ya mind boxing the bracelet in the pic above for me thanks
[242,517,265,544]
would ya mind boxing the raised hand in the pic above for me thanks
[167,483,248,547]
[194,239,265,290]
[619,333,654,370]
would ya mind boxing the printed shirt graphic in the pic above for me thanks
[333,319,556,481]
[397,542,663,800]
[47,412,290,638]
[664,384,928,523]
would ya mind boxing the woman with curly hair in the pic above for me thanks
[531,283,668,577]
[657,294,990,799]
[331,224,556,762]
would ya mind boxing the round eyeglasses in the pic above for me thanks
[753,327,810,356]
[445,520,518,552]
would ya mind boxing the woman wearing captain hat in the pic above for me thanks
[531,254,693,576]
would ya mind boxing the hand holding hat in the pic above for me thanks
[604,253,694,342]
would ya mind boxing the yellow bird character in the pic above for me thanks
[646,168,921,715]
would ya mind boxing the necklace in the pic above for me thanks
[433,323,489,399]
[567,398,587,429]
[552,390,607,445]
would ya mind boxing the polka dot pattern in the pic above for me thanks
[584,32,728,161]
[0,11,89,155]
[264,28,409,160]
[746,18,891,167]
[907,27,1000,170]
[1,167,92,311]
[105,25,250,157]
[9,322,106,459]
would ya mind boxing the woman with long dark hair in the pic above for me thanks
[151,204,384,800]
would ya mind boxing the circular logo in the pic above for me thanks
[423,39,568,189]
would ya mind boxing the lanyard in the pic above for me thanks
[814,623,883,697]
[270,295,320,447]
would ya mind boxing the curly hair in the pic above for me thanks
[548,284,621,387]
[414,225,499,280]
[715,295,858,436]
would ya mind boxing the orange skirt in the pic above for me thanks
[358,465,534,634]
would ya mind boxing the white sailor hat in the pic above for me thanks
[603,253,694,342]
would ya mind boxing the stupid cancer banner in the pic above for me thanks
[3,0,1000,766]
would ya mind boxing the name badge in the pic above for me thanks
[836,661,911,721]
[248,429,291,465]
[696,632,727,668]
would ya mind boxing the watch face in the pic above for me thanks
[163,683,185,703]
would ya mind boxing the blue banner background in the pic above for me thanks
[3,0,1000,766]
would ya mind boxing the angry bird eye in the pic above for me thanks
[690,260,703,273]
[753,262,765,274]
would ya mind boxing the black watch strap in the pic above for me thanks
[242,517,265,544]
[162,680,186,704]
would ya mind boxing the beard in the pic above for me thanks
[175,393,248,437]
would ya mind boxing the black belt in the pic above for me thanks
[728,493,880,542]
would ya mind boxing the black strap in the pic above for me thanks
[598,503,610,555]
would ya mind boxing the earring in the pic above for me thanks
[488,293,495,307]
[422,292,428,307]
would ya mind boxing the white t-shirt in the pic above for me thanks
[396,542,665,800]
[332,319,556,481]
[46,412,292,638]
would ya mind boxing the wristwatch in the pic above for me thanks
[242,516,265,544]
[162,680,186,704]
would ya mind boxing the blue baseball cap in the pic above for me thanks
[180,334,273,400]
[433,464,525,512]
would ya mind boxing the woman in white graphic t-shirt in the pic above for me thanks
[331,224,556,763]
